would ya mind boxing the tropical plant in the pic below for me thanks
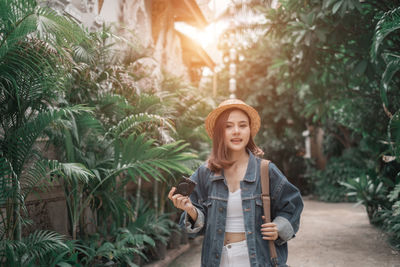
[377,183,400,249]
[0,230,69,266]
[0,0,92,242]
[340,172,391,221]
[369,4,400,249]
[202,0,400,249]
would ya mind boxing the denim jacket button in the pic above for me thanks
[218,229,223,234]
[219,207,223,212]
[248,231,252,234]
[216,253,219,259]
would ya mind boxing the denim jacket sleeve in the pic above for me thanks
[178,165,209,238]
[269,163,304,246]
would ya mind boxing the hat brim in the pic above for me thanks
[205,103,260,139]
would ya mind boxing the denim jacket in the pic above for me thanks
[179,151,303,267]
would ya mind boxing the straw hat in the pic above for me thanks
[205,99,261,138]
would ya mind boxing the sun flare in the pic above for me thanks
[174,21,228,50]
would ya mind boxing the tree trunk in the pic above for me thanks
[134,177,142,220]
[123,184,127,227]
[72,221,77,240]
[13,177,21,241]
[154,180,158,218]
[160,182,166,215]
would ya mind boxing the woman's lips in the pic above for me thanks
[231,138,242,144]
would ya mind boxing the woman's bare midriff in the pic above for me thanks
[224,232,246,245]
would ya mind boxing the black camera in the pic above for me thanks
[173,177,196,196]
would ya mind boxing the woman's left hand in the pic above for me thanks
[261,216,278,241]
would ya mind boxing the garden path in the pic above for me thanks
[169,199,400,267]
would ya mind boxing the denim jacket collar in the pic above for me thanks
[243,150,257,182]
[210,149,257,183]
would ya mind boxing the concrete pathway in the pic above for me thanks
[169,199,400,267]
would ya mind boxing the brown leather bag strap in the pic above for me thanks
[260,159,278,267]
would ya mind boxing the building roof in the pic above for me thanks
[176,30,215,69]
[172,0,208,28]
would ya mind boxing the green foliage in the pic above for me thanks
[371,6,400,107]
[256,0,400,249]
[340,173,388,221]
[371,6,400,61]
[159,73,214,160]
[86,228,154,266]
[306,148,368,202]
[0,2,200,266]
[374,183,400,249]
[0,230,69,266]
[107,113,176,139]
[388,111,400,160]
[0,0,91,244]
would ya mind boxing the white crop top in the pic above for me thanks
[225,189,245,232]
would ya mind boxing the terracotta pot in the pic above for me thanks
[168,230,181,249]
[152,241,167,260]
[132,253,142,266]
[180,229,189,244]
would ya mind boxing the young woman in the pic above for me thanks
[168,99,303,267]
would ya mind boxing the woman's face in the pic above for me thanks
[224,109,251,153]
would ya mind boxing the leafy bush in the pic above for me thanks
[305,148,369,202]
[0,230,69,266]
[374,184,400,250]
[340,173,389,222]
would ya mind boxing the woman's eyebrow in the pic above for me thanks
[226,120,249,124]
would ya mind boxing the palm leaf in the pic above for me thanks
[0,156,16,241]
[0,0,86,57]
[3,106,91,177]
[0,156,15,205]
[0,230,68,265]
[47,160,96,184]
[115,137,195,182]
[388,110,400,160]
[371,6,400,61]
[85,136,195,209]
[21,158,50,198]
[106,113,176,139]
[0,40,58,119]
[380,53,400,106]
[20,230,68,264]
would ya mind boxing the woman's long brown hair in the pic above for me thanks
[207,108,264,173]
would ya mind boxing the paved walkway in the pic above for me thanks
[169,199,400,267]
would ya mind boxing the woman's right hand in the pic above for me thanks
[168,187,194,213]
